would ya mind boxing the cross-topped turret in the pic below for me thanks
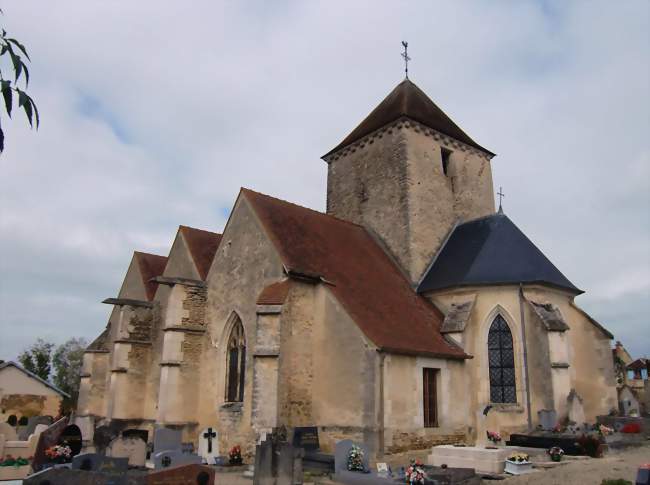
[401,41,411,79]
[497,186,505,213]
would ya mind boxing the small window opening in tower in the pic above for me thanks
[441,147,452,176]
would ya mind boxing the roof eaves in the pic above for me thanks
[569,300,614,339]
[0,361,70,398]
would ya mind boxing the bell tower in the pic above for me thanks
[323,79,496,284]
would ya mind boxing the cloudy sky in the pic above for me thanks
[0,1,648,360]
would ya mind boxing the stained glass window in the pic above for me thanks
[488,315,516,403]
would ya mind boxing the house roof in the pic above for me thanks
[418,212,582,295]
[134,251,168,301]
[627,358,649,372]
[324,79,494,158]
[0,361,70,398]
[179,225,222,280]
[257,279,292,305]
[242,188,468,359]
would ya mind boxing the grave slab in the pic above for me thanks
[147,463,215,484]
[428,445,510,474]
[153,450,202,470]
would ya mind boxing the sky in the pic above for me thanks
[0,1,648,360]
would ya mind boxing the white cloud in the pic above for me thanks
[0,0,648,358]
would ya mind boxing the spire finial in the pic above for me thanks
[497,186,505,213]
[401,41,411,79]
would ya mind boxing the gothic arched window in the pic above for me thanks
[488,315,516,403]
[225,317,246,402]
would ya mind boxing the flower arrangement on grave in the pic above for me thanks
[547,446,564,462]
[228,444,243,465]
[486,430,501,444]
[45,444,72,463]
[598,424,614,437]
[405,459,425,484]
[0,455,30,467]
[552,423,565,434]
[346,444,365,472]
[506,452,530,464]
[577,434,602,458]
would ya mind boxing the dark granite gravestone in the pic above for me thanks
[94,424,121,454]
[253,436,273,485]
[506,433,584,455]
[153,450,202,470]
[72,452,104,471]
[425,466,481,485]
[253,435,304,485]
[18,415,52,440]
[58,423,83,456]
[122,429,149,443]
[32,417,68,472]
[292,426,319,451]
[153,427,182,454]
[147,463,215,485]
[25,458,133,485]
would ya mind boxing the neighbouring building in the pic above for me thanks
[76,79,618,457]
[0,361,68,422]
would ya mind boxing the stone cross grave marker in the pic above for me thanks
[107,435,147,467]
[198,427,219,464]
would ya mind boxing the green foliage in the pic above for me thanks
[601,479,633,485]
[52,338,87,410]
[0,10,39,153]
[18,338,54,381]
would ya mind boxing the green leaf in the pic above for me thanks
[28,93,39,128]
[0,118,4,153]
[6,43,22,83]
[17,89,32,127]
[7,38,29,61]
[22,61,29,87]
[1,80,12,117]
[0,44,7,56]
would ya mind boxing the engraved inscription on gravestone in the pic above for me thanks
[292,426,319,451]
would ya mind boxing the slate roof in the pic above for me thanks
[324,79,494,158]
[257,279,291,305]
[0,361,70,398]
[242,188,468,359]
[134,251,168,301]
[418,213,582,294]
[179,225,222,280]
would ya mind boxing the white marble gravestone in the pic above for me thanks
[567,389,585,425]
[197,427,219,465]
[107,436,146,467]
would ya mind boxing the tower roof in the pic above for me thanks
[418,213,582,294]
[324,79,494,158]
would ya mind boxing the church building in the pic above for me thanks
[76,79,617,457]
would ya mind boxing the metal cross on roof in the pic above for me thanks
[497,186,505,213]
[401,41,411,79]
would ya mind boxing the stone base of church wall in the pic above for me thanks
[383,428,467,454]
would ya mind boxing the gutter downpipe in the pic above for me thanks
[518,284,533,431]
[378,351,385,458]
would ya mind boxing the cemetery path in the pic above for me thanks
[487,443,650,485]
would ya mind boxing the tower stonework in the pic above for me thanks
[324,80,496,283]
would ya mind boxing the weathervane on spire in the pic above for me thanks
[401,41,411,79]
[497,186,505,213]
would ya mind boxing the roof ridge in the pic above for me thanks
[240,187,367,230]
[179,224,222,237]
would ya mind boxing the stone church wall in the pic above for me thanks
[201,196,285,458]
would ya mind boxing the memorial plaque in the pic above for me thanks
[147,463,215,484]
[292,426,320,451]
[32,417,68,471]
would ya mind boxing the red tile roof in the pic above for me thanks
[257,279,292,305]
[180,226,223,280]
[134,251,168,301]
[242,188,468,359]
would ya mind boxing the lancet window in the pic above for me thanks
[226,317,246,402]
[488,315,516,403]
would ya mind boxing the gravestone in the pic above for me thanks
[567,389,586,425]
[197,427,219,465]
[123,428,149,443]
[147,463,215,485]
[26,458,132,485]
[72,452,104,471]
[153,427,182,454]
[32,417,68,471]
[153,450,202,470]
[292,426,319,451]
[108,435,147,467]
[538,409,557,431]
[253,434,303,485]
[334,439,369,473]
[58,423,83,456]
[18,415,52,440]
[0,421,17,440]
[93,424,120,454]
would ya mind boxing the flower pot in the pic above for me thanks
[505,460,533,475]
[550,454,562,462]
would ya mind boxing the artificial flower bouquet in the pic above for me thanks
[45,444,72,463]
[598,424,614,437]
[405,459,425,484]
[486,430,501,444]
[347,444,365,472]
[228,444,243,465]
[547,446,564,462]
[507,452,530,464]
